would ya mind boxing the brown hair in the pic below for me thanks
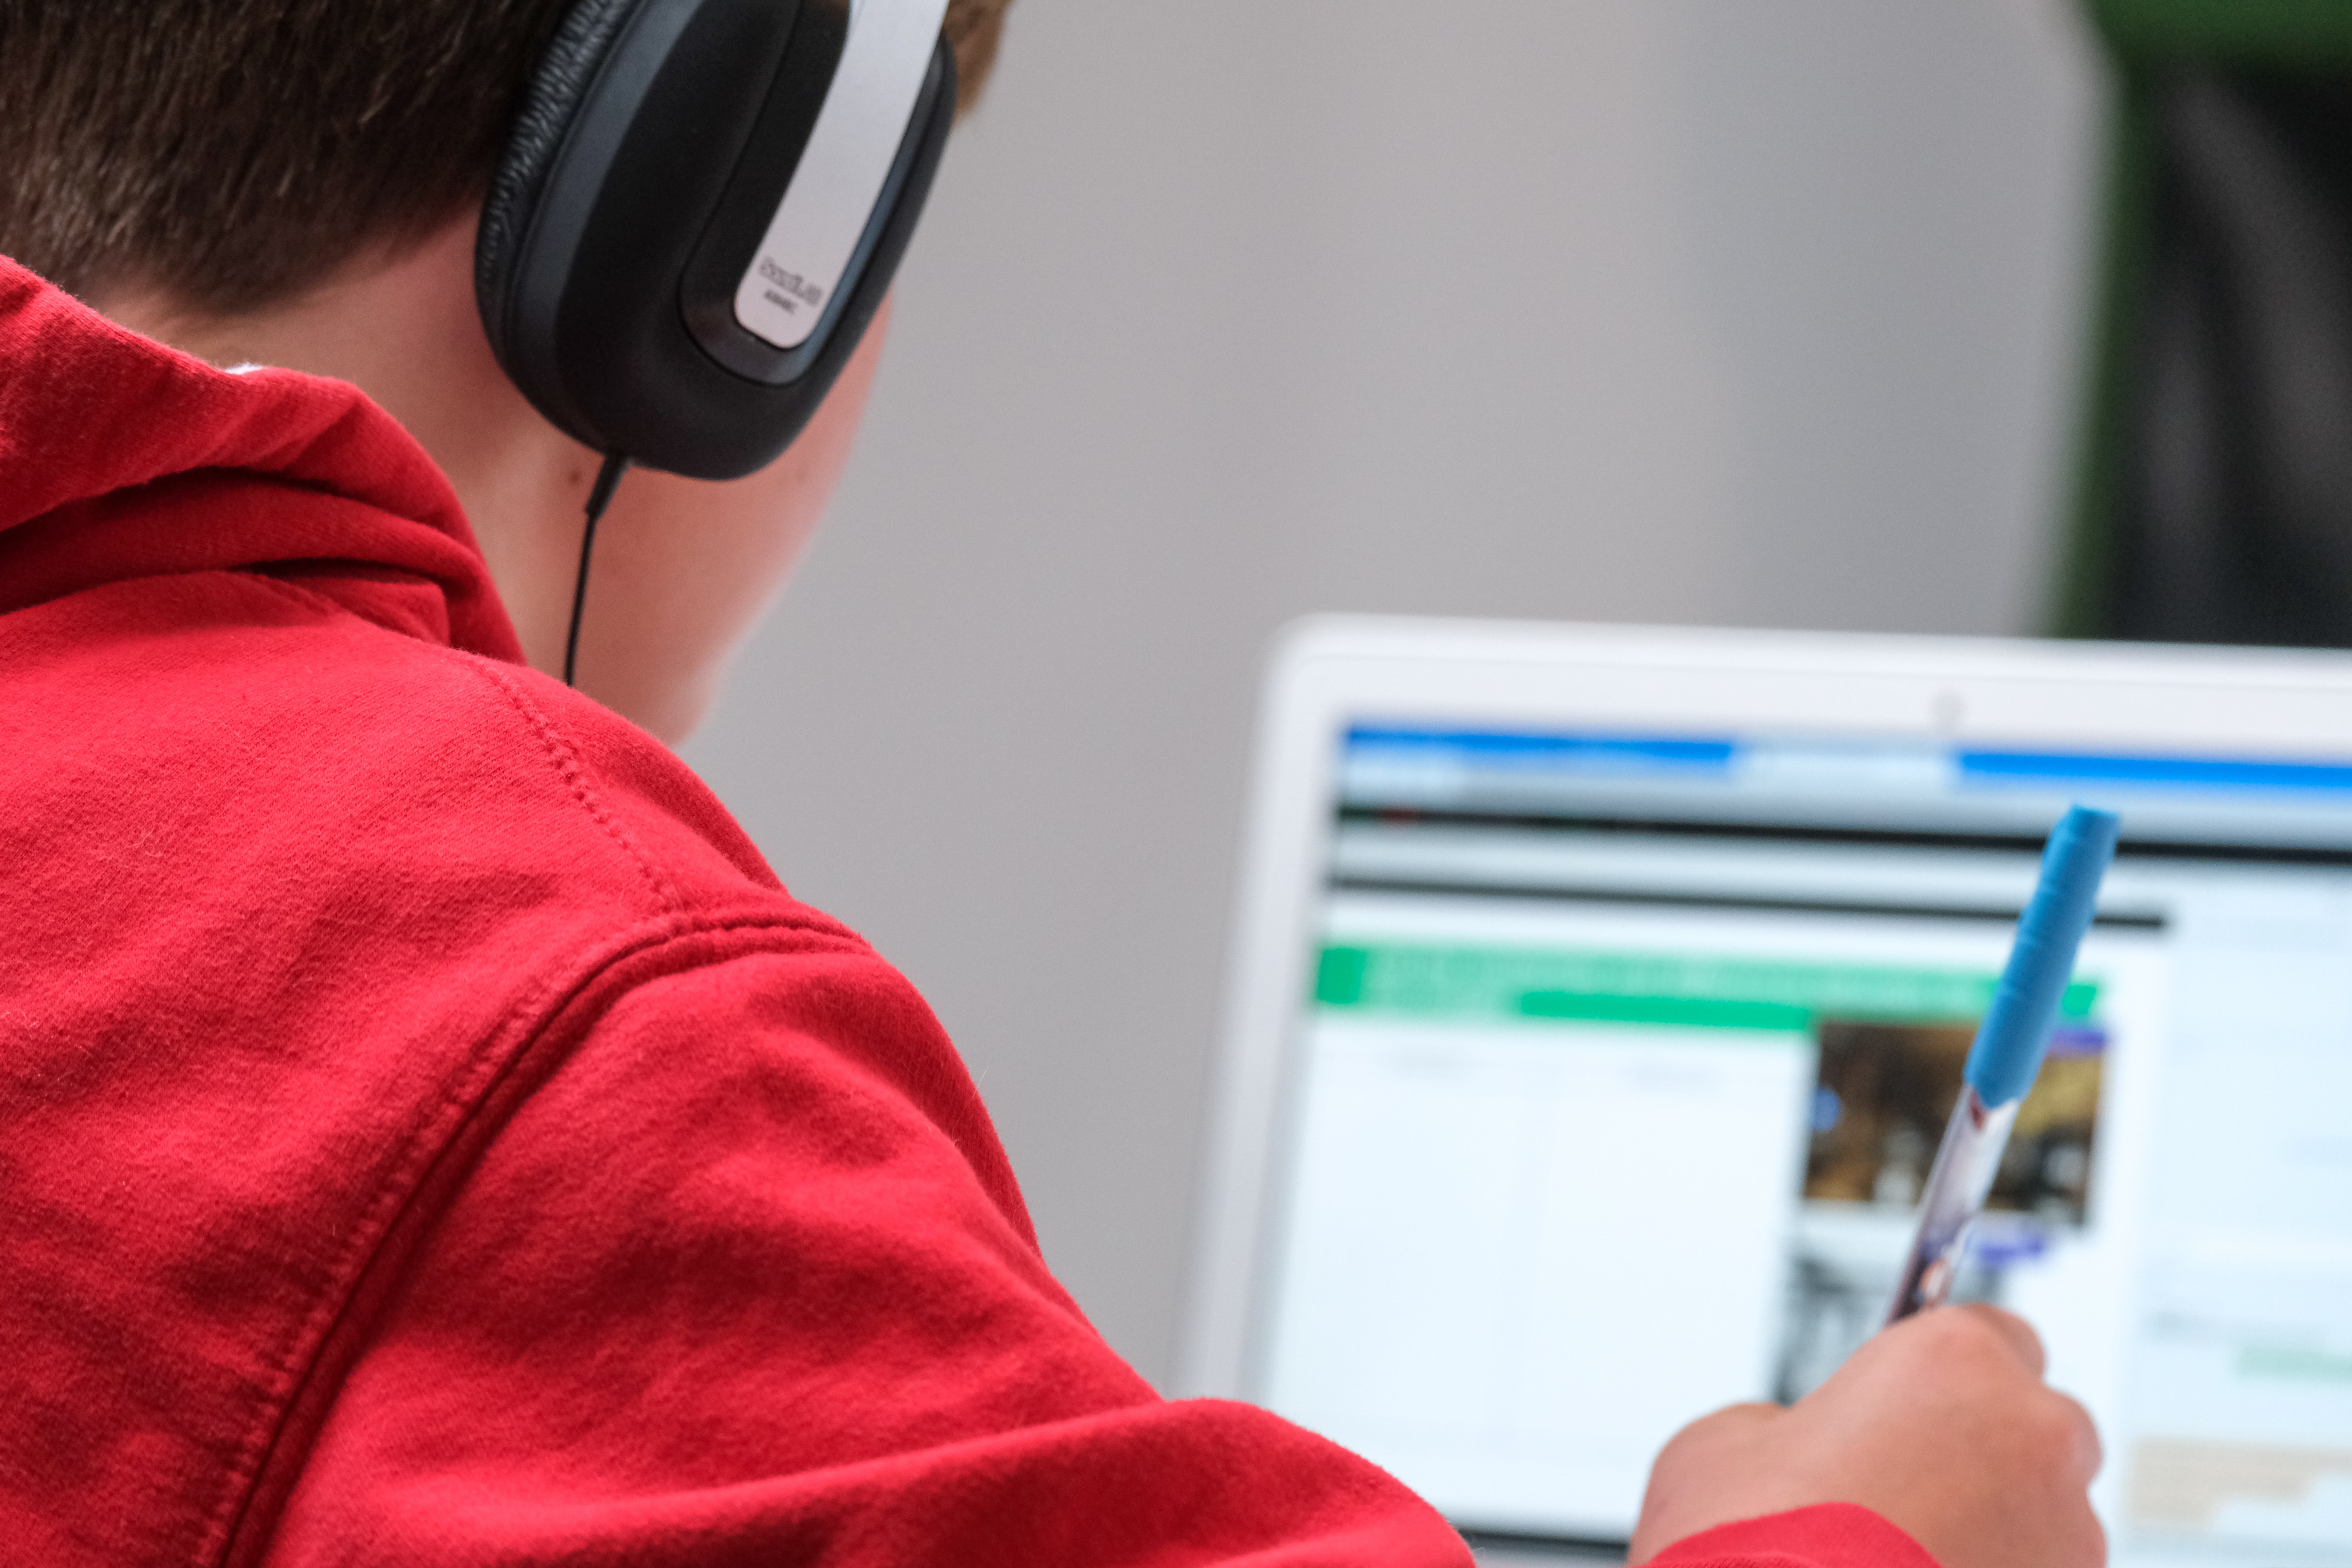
[0,0,1013,315]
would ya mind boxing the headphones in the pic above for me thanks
[477,0,956,483]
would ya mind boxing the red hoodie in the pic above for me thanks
[0,258,1937,1568]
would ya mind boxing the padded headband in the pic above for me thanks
[477,0,954,480]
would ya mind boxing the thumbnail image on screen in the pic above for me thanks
[1781,1015,2106,1401]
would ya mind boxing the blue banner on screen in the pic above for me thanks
[1344,726,2352,800]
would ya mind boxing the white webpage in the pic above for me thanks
[1255,727,2352,1564]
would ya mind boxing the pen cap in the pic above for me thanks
[1965,805,2122,1108]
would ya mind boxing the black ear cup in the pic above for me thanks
[475,0,954,480]
[474,0,640,363]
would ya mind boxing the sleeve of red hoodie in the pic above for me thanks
[257,943,1933,1568]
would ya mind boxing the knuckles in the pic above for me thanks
[1911,1311,2106,1488]
[2031,1390,2104,1482]
[1652,1402,1777,1470]
[1901,1305,2044,1385]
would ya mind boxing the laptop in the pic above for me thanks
[1180,617,2352,1567]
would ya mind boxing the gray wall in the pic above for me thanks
[683,0,2107,1386]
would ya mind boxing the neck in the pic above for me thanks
[90,215,600,680]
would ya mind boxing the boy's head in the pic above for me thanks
[0,0,1009,313]
[0,0,1014,741]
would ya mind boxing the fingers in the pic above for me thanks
[1920,1307,2101,1486]
[1694,1401,1781,1433]
[2049,1388,2104,1483]
[1943,1302,2046,1378]
[1641,1402,1778,1491]
[1631,1402,1790,1564]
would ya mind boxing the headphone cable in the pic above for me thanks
[564,451,632,688]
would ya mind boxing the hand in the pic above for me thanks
[1628,1305,2104,1568]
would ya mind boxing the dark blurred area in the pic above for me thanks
[2064,6,2352,645]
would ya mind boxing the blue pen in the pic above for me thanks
[1883,805,2122,1325]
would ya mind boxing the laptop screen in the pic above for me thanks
[1251,722,2352,1564]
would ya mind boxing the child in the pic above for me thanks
[0,3,2101,1563]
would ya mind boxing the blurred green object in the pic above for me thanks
[2092,0,2352,62]
[2056,0,2352,644]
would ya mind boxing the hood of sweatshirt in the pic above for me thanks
[0,255,522,662]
